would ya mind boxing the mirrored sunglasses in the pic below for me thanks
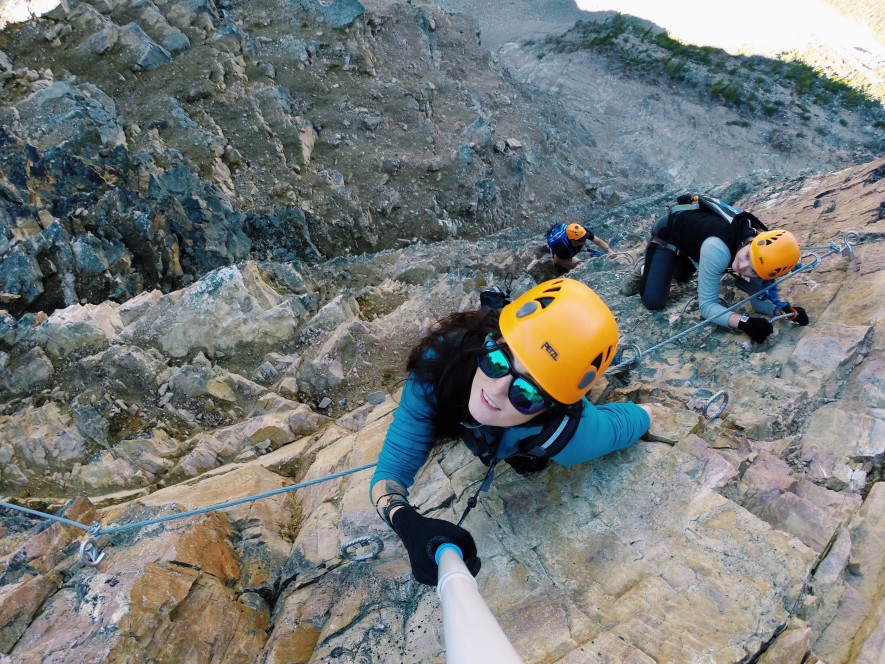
[477,335,552,415]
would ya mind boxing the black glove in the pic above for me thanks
[676,194,695,204]
[390,505,481,585]
[786,306,809,326]
[505,455,549,475]
[737,316,774,344]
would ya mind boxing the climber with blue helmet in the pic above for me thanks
[545,222,613,273]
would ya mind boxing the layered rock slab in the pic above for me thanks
[263,421,817,662]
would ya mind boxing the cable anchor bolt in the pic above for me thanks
[841,231,859,259]
[79,537,106,567]
[703,391,729,419]
[341,534,385,562]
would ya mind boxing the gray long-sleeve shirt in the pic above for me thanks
[696,237,776,326]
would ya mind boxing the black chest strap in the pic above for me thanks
[455,402,583,525]
[516,402,583,459]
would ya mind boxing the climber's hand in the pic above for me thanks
[391,505,481,585]
[738,316,774,344]
[785,306,809,326]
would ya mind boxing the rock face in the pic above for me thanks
[0,0,615,317]
[1,138,883,663]
[0,2,884,663]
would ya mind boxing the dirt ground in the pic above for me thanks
[413,0,586,48]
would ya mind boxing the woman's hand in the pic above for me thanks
[637,403,656,426]
[786,305,809,326]
[391,505,481,585]
[737,316,774,343]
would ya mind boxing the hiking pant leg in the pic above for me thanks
[640,242,677,310]
[673,255,697,283]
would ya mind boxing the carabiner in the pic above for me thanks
[607,343,642,373]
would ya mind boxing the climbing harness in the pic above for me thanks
[605,231,858,375]
[1,462,379,567]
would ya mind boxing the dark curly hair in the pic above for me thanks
[406,308,501,440]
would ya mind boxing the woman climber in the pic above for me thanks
[370,278,652,585]
[622,195,810,344]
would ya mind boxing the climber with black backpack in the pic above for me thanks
[370,279,654,585]
[621,194,810,344]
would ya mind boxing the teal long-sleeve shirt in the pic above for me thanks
[370,374,651,498]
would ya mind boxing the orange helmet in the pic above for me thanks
[566,223,587,241]
[749,230,801,279]
[499,279,618,404]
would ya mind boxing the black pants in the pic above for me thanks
[639,216,697,310]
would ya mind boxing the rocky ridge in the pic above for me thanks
[497,13,885,197]
[0,1,884,663]
[0,0,617,318]
[1,1,883,322]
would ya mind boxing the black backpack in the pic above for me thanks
[669,194,768,243]
[479,286,510,310]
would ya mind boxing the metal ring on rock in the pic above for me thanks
[607,343,642,374]
[703,391,729,419]
[341,534,385,562]
[79,537,106,566]
[842,231,859,259]
[622,342,642,368]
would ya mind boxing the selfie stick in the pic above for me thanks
[435,544,524,663]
